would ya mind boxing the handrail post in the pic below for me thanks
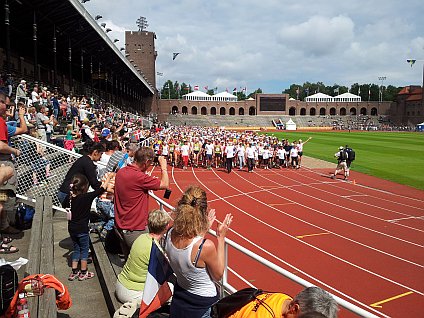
[221,241,229,298]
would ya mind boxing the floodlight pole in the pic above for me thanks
[378,76,386,102]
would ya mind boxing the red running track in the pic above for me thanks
[150,165,424,317]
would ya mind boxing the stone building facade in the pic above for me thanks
[156,93,393,121]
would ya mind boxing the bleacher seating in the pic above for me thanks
[167,114,387,129]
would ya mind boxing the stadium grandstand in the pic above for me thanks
[1,1,423,318]
[0,0,156,114]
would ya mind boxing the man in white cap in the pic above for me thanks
[331,146,349,180]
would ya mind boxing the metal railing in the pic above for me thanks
[13,134,383,317]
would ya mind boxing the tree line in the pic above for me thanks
[159,80,402,102]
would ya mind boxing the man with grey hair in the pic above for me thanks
[225,286,338,318]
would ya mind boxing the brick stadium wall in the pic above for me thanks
[157,94,393,120]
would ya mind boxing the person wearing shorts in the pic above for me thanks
[204,140,214,169]
[180,140,190,170]
[192,140,201,167]
[214,141,222,168]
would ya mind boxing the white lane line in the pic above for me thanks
[257,169,424,243]
[387,216,424,223]
[304,167,424,205]
[231,169,423,265]
[188,167,414,314]
[296,168,424,214]
[171,165,184,194]
[273,169,424,233]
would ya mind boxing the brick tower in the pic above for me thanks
[125,30,157,89]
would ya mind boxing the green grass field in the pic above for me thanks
[260,131,424,190]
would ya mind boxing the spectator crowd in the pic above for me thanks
[0,75,342,318]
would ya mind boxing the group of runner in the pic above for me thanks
[150,126,312,172]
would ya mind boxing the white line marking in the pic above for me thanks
[281,169,424,233]
[188,167,408,315]
[261,169,424,240]
[387,216,424,223]
[304,167,424,205]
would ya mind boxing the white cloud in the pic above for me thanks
[84,0,424,92]
[278,15,355,57]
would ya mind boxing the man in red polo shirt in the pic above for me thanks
[114,146,169,257]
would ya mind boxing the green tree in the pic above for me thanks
[236,91,247,100]
[384,85,402,101]
[247,88,262,99]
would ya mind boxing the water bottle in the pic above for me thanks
[16,293,30,318]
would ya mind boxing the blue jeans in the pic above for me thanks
[96,199,115,231]
[70,232,90,261]
[57,191,68,205]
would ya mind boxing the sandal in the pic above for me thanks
[68,270,80,281]
[1,236,13,244]
[0,243,19,254]
[78,271,95,281]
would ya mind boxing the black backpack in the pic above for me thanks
[15,203,35,230]
[339,150,348,161]
[0,264,18,315]
[211,288,270,318]
[346,148,355,161]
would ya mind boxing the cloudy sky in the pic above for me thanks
[83,0,424,93]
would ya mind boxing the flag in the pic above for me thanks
[172,53,180,60]
[204,86,208,91]
[407,59,416,67]
[184,86,190,91]
[139,242,173,318]
[194,85,199,90]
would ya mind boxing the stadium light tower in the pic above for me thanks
[95,15,102,20]
[136,16,148,31]
[378,76,386,102]
[105,28,112,33]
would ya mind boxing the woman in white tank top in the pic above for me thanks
[165,186,233,318]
